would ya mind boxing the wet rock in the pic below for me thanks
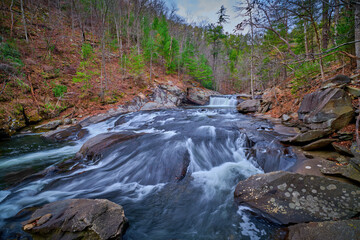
[332,142,354,157]
[186,87,219,105]
[141,102,168,111]
[237,100,261,113]
[284,220,360,240]
[285,129,332,144]
[321,160,360,184]
[22,199,128,240]
[75,132,143,161]
[345,85,360,97]
[321,75,351,89]
[41,124,88,142]
[302,139,337,151]
[298,88,354,131]
[234,171,360,224]
[62,118,72,125]
[80,113,112,127]
[35,120,62,130]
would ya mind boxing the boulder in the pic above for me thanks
[345,85,360,97]
[22,199,128,240]
[75,132,143,161]
[234,171,360,225]
[80,113,112,127]
[298,88,354,131]
[286,129,332,144]
[237,100,261,113]
[321,160,360,184]
[301,139,337,151]
[186,87,219,105]
[41,124,88,142]
[332,142,354,156]
[35,120,62,130]
[284,220,360,240]
[321,75,351,89]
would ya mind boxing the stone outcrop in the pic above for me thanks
[301,139,337,151]
[298,88,354,131]
[234,171,360,225]
[41,124,88,142]
[35,120,62,130]
[75,132,143,161]
[186,87,219,105]
[237,100,261,113]
[22,199,128,240]
[284,220,360,240]
[321,74,351,89]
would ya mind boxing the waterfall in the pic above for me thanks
[208,95,238,107]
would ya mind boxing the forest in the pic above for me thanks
[0,0,359,133]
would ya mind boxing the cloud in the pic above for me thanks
[167,0,242,33]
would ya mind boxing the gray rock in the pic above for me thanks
[298,88,354,131]
[286,129,332,143]
[35,120,62,130]
[321,160,360,184]
[41,124,88,142]
[321,75,351,89]
[80,113,112,127]
[302,139,337,151]
[75,132,143,161]
[22,199,128,240]
[282,114,291,122]
[237,100,261,113]
[345,85,360,97]
[332,142,354,157]
[234,171,360,224]
[284,220,360,240]
[186,87,219,105]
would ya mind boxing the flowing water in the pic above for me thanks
[0,99,296,239]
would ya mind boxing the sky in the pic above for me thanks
[165,0,243,34]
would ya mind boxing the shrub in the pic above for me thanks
[52,84,67,97]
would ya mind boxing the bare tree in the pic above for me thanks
[20,0,29,42]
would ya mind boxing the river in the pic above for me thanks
[0,96,296,239]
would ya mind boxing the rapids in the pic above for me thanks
[0,101,296,239]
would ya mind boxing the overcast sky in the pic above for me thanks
[165,0,243,34]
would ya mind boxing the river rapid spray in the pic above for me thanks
[0,98,296,239]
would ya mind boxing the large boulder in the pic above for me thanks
[186,87,219,105]
[284,220,360,240]
[35,120,62,130]
[22,199,128,240]
[75,132,143,161]
[41,124,88,142]
[298,88,354,131]
[234,171,360,225]
[321,74,351,89]
[237,100,261,113]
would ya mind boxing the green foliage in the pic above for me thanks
[291,62,320,94]
[0,40,23,68]
[52,84,67,97]
[81,43,94,60]
[124,47,145,79]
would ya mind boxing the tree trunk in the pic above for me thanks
[334,0,340,45]
[304,21,309,60]
[322,0,330,50]
[10,0,14,37]
[355,0,360,70]
[249,2,254,98]
[20,0,28,42]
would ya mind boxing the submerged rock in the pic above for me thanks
[298,88,354,131]
[284,220,360,240]
[237,100,261,113]
[22,199,128,240]
[234,171,360,224]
